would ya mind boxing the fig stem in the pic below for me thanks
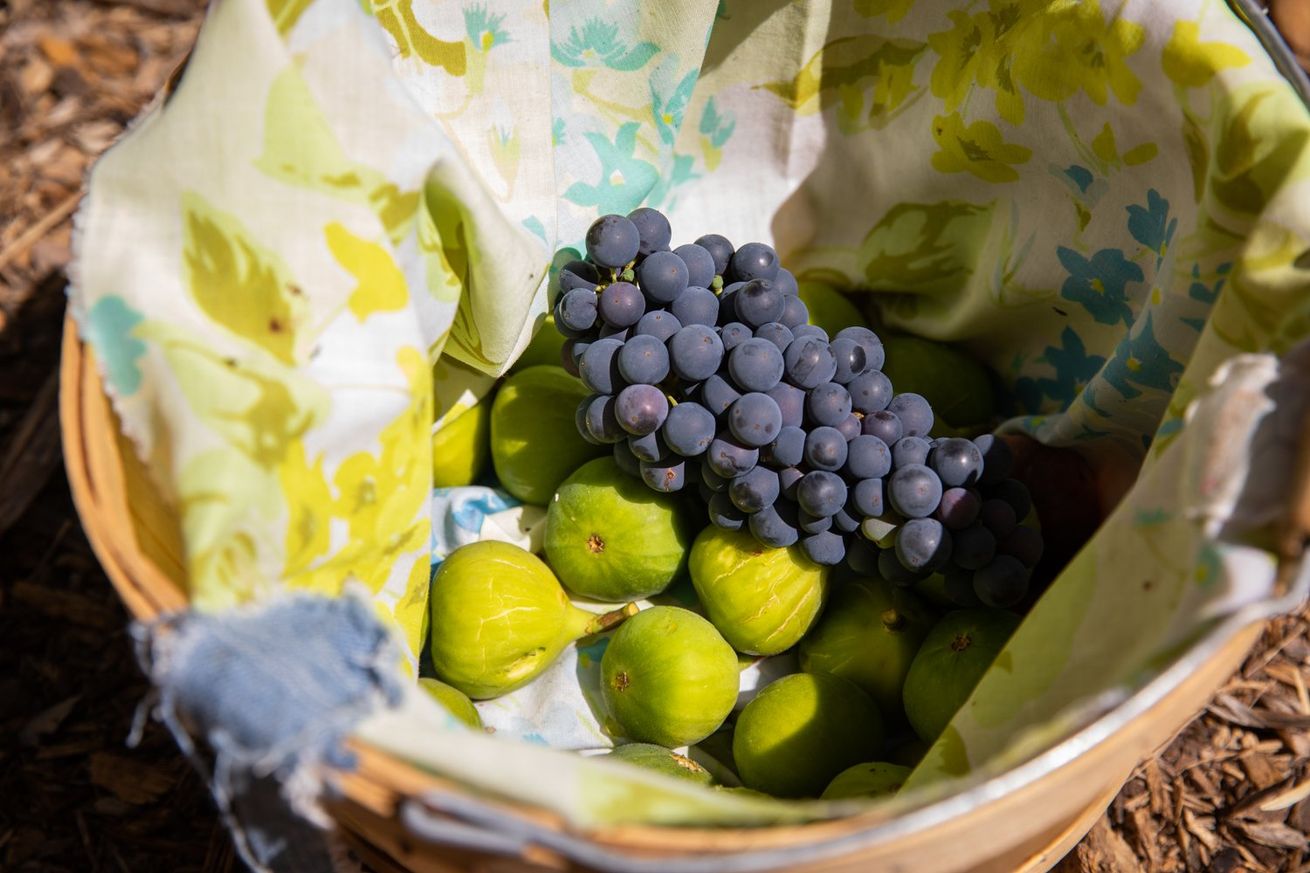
[881,608,907,632]
[585,602,639,635]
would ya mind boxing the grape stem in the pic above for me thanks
[584,602,640,635]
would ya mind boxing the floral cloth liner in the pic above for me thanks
[71,0,1310,827]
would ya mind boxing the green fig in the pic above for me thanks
[798,578,935,720]
[797,280,869,337]
[545,458,695,600]
[733,673,884,798]
[429,541,631,699]
[431,356,496,488]
[902,608,1021,742]
[880,335,995,433]
[689,527,828,655]
[606,743,714,785]
[601,606,739,747]
[491,365,606,504]
[821,762,911,800]
[509,315,570,375]
[418,677,483,729]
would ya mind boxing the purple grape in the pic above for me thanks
[635,309,682,342]
[990,478,1033,520]
[767,382,806,427]
[576,398,601,446]
[829,337,868,384]
[671,286,720,327]
[772,268,799,296]
[556,287,598,333]
[851,477,885,517]
[796,470,848,517]
[615,384,668,436]
[734,278,786,328]
[804,426,849,472]
[935,487,981,529]
[668,324,724,381]
[980,498,1017,538]
[729,242,779,283]
[783,336,837,389]
[701,373,741,416]
[888,393,934,437]
[780,294,809,329]
[749,502,799,547]
[728,392,783,448]
[778,466,804,499]
[585,215,640,268]
[862,410,903,445]
[709,491,747,530]
[662,401,716,457]
[834,326,884,371]
[637,251,689,304]
[728,338,785,392]
[802,531,846,566]
[583,394,625,444]
[887,464,943,518]
[974,555,1029,607]
[717,283,743,325]
[895,518,951,573]
[835,414,862,441]
[892,436,933,469]
[674,243,717,288]
[598,281,645,328]
[931,437,984,488]
[729,466,780,513]
[952,524,997,570]
[627,207,671,256]
[999,526,1043,567]
[754,322,794,352]
[694,234,734,276]
[706,435,759,477]
[974,434,1014,486]
[641,457,686,492]
[806,382,853,427]
[848,370,893,414]
[719,321,751,352]
[598,324,630,341]
[628,430,668,462]
[617,334,670,384]
[831,508,859,534]
[561,339,586,377]
[578,338,624,394]
[845,435,892,479]
[701,463,728,492]
[764,425,806,468]
[612,441,641,477]
[798,510,832,534]
[792,324,829,343]
[558,259,600,294]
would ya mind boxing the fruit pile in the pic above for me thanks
[418,208,1057,802]
[552,209,1042,608]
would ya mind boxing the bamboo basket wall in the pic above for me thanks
[60,313,1309,872]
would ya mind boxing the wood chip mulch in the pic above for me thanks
[0,2,1307,872]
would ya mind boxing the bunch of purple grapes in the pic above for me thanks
[553,208,1043,608]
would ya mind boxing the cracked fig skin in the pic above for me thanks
[606,743,714,785]
[688,526,829,656]
[545,457,694,600]
[601,606,739,747]
[429,541,609,700]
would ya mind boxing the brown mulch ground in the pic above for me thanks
[0,2,1307,871]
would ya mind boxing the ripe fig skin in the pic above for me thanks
[689,526,828,656]
[418,677,483,729]
[902,608,1022,743]
[429,541,595,700]
[491,365,606,504]
[733,672,885,799]
[798,578,935,721]
[545,458,695,600]
[431,399,491,488]
[606,743,714,786]
[821,762,911,800]
[601,606,739,748]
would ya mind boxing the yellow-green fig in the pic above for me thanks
[798,578,935,721]
[545,458,695,600]
[902,608,1021,742]
[733,673,884,798]
[602,606,739,747]
[606,743,714,785]
[431,402,491,488]
[418,677,483,729]
[429,541,629,699]
[821,762,911,800]
[491,365,606,504]
[689,527,828,656]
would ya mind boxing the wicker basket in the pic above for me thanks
[60,311,1310,872]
